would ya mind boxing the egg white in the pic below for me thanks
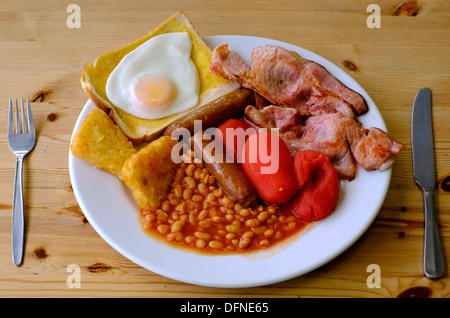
[106,32,200,119]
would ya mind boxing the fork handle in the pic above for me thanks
[12,156,24,266]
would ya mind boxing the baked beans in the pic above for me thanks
[141,161,306,254]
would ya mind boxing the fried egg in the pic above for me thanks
[106,32,200,119]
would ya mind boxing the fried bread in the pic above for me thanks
[81,11,240,144]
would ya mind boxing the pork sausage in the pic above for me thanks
[191,131,259,207]
[164,88,254,137]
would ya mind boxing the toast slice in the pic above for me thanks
[81,11,239,144]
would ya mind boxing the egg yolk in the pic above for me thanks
[130,75,176,113]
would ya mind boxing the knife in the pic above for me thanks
[411,87,445,279]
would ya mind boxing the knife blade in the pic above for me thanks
[411,87,445,279]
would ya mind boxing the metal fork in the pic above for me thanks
[8,99,36,266]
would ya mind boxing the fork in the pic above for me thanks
[8,99,36,266]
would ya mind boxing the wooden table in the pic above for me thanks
[0,0,449,298]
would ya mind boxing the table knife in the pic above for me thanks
[411,87,445,279]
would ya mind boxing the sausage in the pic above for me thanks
[191,130,259,207]
[164,87,255,137]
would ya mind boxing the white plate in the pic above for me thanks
[69,35,391,288]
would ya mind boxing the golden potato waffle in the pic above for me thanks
[71,109,136,179]
[121,135,178,209]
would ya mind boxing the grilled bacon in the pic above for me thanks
[245,106,404,180]
[210,44,368,117]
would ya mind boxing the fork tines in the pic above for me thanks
[8,98,34,135]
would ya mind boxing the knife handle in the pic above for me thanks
[423,189,445,279]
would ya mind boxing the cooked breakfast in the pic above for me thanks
[71,11,405,254]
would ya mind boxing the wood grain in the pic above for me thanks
[0,0,449,298]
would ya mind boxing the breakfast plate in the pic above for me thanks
[69,35,392,288]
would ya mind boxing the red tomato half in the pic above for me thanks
[241,132,298,204]
[217,119,254,163]
[288,150,339,222]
